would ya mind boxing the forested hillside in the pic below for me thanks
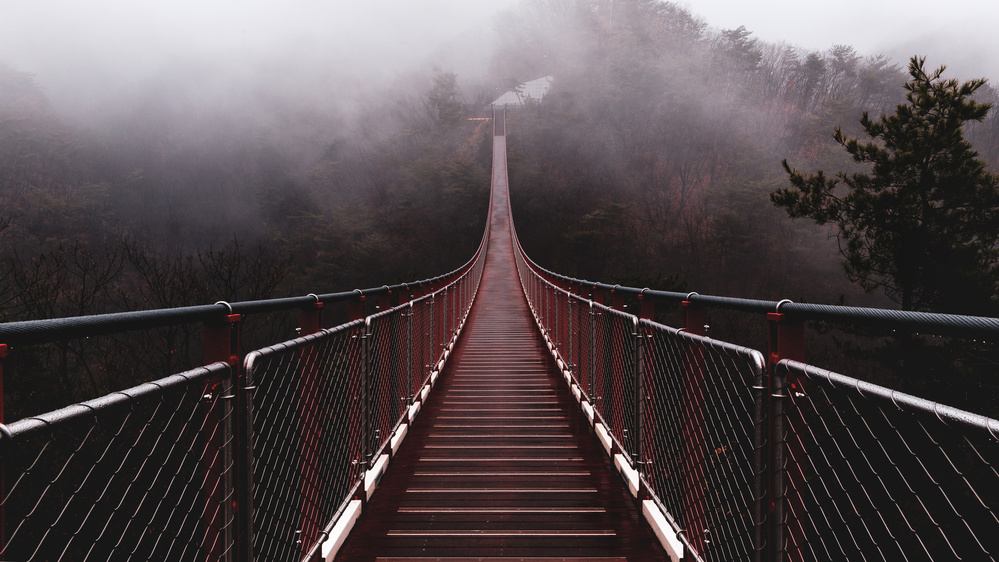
[3,0,998,415]
[495,0,999,308]
[0,64,491,415]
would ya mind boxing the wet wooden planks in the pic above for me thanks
[335,253,666,559]
[334,121,665,561]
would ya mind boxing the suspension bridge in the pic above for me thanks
[1,107,998,561]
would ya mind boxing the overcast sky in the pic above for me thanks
[688,0,999,81]
[0,0,513,113]
[2,0,997,113]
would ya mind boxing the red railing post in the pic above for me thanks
[568,283,584,384]
[203,311,246,562]
[611,288,625,312]
[592,286,605,306]
[378,291,392,313]
[638,292,655,322]
[590,287,607,419]
[681,301,706,337]
[767,311,805,562]
[680,301,707,556]
[300,301,323,337]
[349,292,366,322]
[298,301,323,558]
[633,317,647,494]
[204,314,242,366]
[637,292,654,496]
[1,343,6,553]
[0,343,6,423]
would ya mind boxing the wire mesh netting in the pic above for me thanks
[245,321,364,562]
[643,321,767,561]
[776,359,999,561]
[592,305,638,459]
[1,362,234,561]
[367,310,409,459]
[1,228,486,562]
[574,298,595,398]
[514,236,999,562]
[245,274,478,560]
[413,296,435,395]
[434,292,448,361]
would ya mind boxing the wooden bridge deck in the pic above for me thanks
[334,132,666,561]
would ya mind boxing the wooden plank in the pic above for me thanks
[334,126,666,561]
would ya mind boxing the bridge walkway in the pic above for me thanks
[334,132,666,560]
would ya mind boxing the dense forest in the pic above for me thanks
[3,0,998,417]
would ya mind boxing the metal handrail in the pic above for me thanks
[520,259,999,340]
[0,224,489,348]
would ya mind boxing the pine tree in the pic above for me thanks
[773,56,999,313]
[426,70,464,132]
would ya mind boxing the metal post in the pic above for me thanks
[566,295,574,380]
[680,301,706,556]
[0,343,6,423]
[553,286,560,351]
[771,360,788,562]
[753,359,769,562]
[407,304,414,403]
[378,292,392,313]
[589,302,597,403]
[1,343,6,553]
[611,290,625,312]
[298,301,323,560]
[300,302,323,337]
[444,288,451,351]
[767,312,804,562]
[592,287,605,306]
[681,301,706,336]
[544,285,550,333]
[633,318,646,475]
[348,293,365,322]
[360,319,371,469]
[638,292,655,321]
[428,295,435,370]
[444,288,451,353]
[637,293,654,487]
[204,312,245,562]
[448,287,455,344]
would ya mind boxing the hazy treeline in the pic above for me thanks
[491,0,999,412]
[4,0,999,415]
[496,0,999,308]
[0,60,490,293]
[0,61,491,416]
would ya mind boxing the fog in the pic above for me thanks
[6,0,998,123]
[689,0,999,81]
[1,0,519,120]
[5,0,999,415]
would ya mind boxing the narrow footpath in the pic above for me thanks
[335,120,667,561]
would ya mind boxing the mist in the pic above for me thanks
[688,0,999,82]
[5,0,999,415]
[1,1,517,119]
